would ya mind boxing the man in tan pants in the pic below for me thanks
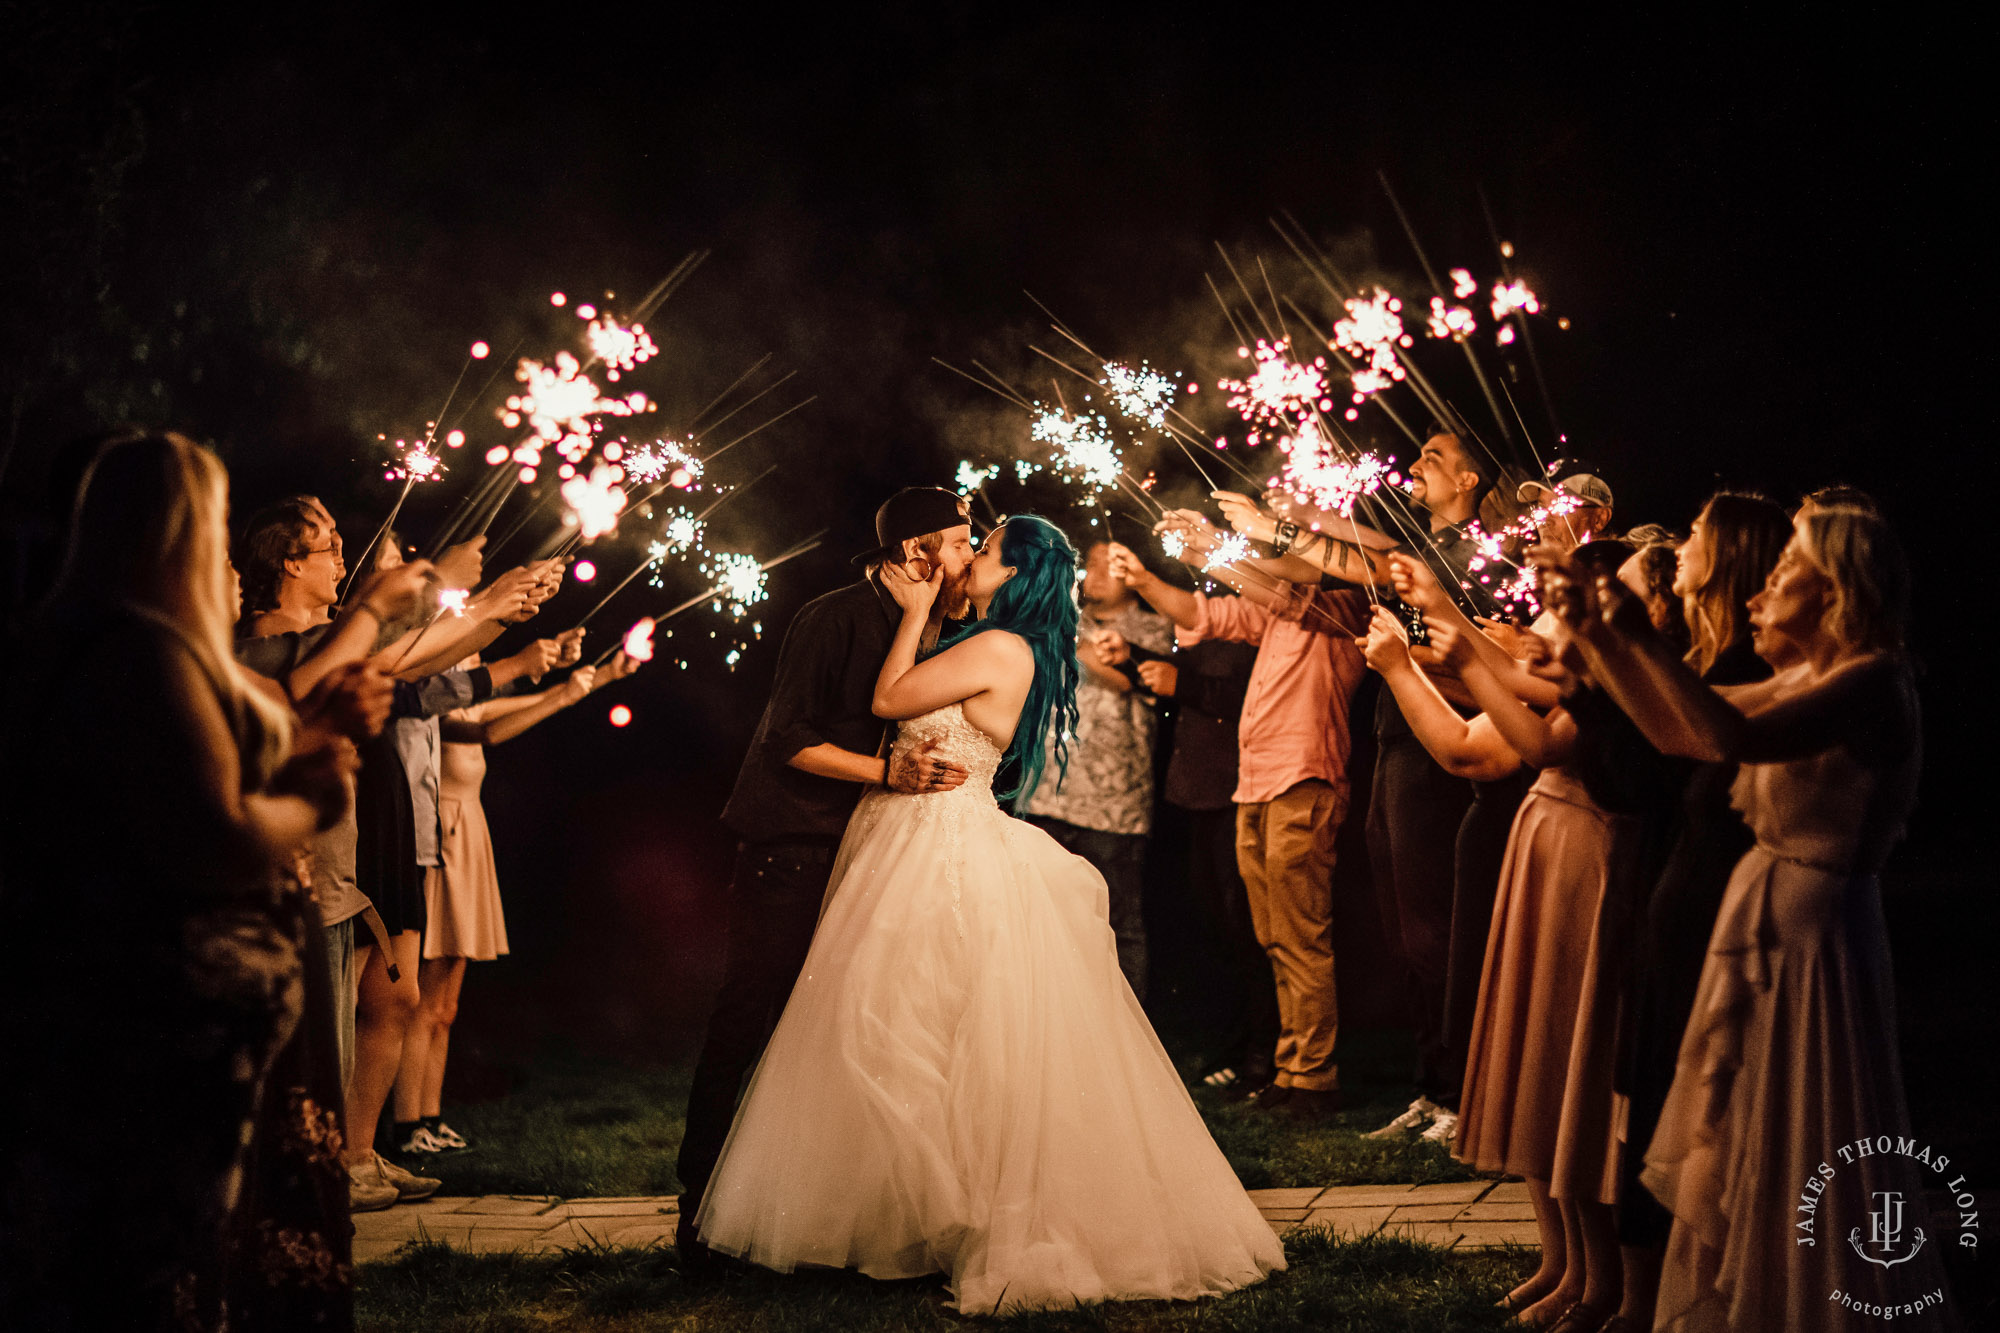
[1111,525,1367,1120]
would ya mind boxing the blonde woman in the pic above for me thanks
[1551,505,1952,1331]
[0,433,359,1330]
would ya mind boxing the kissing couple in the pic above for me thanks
[673,487,1283,1314]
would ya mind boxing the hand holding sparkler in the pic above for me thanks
[557,665,598,704]
[1387,552,1449,614]
[1136,660,1178,697]
[350,561,434,627]
[1153,510,1224,565]
[296,661,396,743]
[493,637,564,687]
[434,538,487,591]
[553,627,587,668]
[596,649,644,686]
[1105,542,1149,589]
[469,567,539,623]
[1423,612,1477,669]
[1211,491,1276,545]
[1360,606,1415,674]
[1093,628,1131,668]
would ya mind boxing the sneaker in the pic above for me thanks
[1365,1096,1441,1139]
[1275,1087,1343,1122]
[347,1160,400,1213]
[1418,1110,1460,1144]
[429,1121,470,1150]
[398,1125,451,1155]
[372,1151,441,1201]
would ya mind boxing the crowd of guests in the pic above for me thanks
[0,430,639,1330]
[1017,428,1942,1330]
[0,421,1945,1331]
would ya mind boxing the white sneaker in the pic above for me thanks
[373,1151,442,1201]
[431,1121,470,1150]
[1365,1096,1441,1139]
[399,1125,450,1155]
[1419,1110,1460,1144]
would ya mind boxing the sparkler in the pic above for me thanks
[955,460,1001,493]
[559,462,628,541]
[621,617,657,663]
[1330,287,1412,416]
[1030,404,1122,498]
[1099,360,1179,431]
[1274,423,1394,518]
[1202,532,1251,572]
[592,532,826,667]
[585,315,658,380]
[1217,338,1332,440]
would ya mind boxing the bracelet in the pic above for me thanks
[1272,521,1299,555]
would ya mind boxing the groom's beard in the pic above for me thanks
[922,566,973,645]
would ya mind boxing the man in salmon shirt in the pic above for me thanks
[1107,519,1367,1121]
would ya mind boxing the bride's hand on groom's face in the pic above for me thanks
[882,554,942,616]
[887,737,970,794]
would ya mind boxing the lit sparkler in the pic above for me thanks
[622,617,657,662]
[1426,297,1477,340]
[560,463,628,541]
[956,459,1001,493]
[1216,338,1330,440]
[1490,280,1541,321]
[385,437,447,484]
[1330,288,1412,417]
[585,316,659,381]
[1275,424,1394,518]
[504,351,619,442]
[1203,532,1252,572]
[1099,360,1179,431]
[1030,406,1121,497]
[1159,529,1187,560]
[700,550,770,619]
[437,588,470,617]
[623,438,703,489]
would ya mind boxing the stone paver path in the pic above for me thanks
[354,1180,1535,1264]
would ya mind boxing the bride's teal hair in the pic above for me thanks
[939,514,1080,804]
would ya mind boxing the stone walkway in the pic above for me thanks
[353,1179,1536,1264]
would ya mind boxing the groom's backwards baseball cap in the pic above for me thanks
[850,487,971,566]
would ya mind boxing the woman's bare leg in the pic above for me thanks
[1521,1195,1586,1325]
[346,931,422,1167]
[1615,1241,1663,1327]
[1575,1198,1623,1315]
[396,956,466,1122]
[1504,1176,1567,1313]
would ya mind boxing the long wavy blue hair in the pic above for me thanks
[937,514,1080,804]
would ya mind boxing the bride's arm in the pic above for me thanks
[871,560,1028,719]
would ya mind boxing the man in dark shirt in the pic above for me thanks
[676,487,976,1261]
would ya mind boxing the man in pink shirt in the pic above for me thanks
[1107,525,1367,1119]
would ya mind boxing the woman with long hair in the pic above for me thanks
[694,515,1284,1314]
[0,432,356,1330]
[1551,504,1951,1330]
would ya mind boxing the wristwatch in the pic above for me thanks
[1272,520,1299,555]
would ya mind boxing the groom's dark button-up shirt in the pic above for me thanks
[721,575,901,841]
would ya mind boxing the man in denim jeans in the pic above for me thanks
[675,488,976,1268]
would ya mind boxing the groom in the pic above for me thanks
[676,486,979,1261]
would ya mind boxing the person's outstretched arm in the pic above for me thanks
[1359,607,1523,781]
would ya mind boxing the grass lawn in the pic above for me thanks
[357,1230,1537,1332]
[407,1031,1479,1200]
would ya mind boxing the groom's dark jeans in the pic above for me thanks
[677,837,838,1219]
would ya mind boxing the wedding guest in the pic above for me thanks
[1574,492,1790,1332]
[1021,539,1172,999]
[1111,516,1368,1121]
[391,648,642,1156]
[0,432,353,1331]
[1551,505,1950,1330]
[1370,538,1637,1329]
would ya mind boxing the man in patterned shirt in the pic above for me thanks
[1019,537,1173,1001]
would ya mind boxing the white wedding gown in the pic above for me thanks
[695,702,1286,1314]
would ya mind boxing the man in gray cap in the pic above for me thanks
[676,486,977,1265]
[1517,459,1615,552]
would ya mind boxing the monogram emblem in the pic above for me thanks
[1848,1191,1928,1269]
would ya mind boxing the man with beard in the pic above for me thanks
[676,487,978,1267]
[1215,430,1517,1144]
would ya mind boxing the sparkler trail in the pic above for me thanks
[1481,189,1562,439]
[593,532,826,666]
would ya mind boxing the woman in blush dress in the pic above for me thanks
[694,515,1285,1315]
[1551,504,1955,1332]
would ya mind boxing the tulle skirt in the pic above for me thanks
[695,787,1285,1313]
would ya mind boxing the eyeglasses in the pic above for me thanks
[296,541,342,558]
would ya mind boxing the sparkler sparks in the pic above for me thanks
[1426,297,1477,340]
[955,459,1001,493]
[1330,288,1412,417]
[1159,529,1187,560]
[437,589,470,617]
[700,551,770,619]
[385,438,446,483]
[1451,268,1478,299]
[1030,406,1121,497]
[622,438,704,488]
[560,463,628,541]
[621,617,656,662]
[506,351,619,442]
[1203,532,1251,572]
[1099,360,1179,430]
[585,316,659,380]
[1275,424,1394,518]
[1217,339,1330,440]
[1490,280,1541,320]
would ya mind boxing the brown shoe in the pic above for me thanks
[1246,1083,1295,1113]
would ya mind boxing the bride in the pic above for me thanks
[694,514,1286,1314]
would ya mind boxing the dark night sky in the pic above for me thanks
[2,10,1985,1052]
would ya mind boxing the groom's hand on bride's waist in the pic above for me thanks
[887,737,971,794]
